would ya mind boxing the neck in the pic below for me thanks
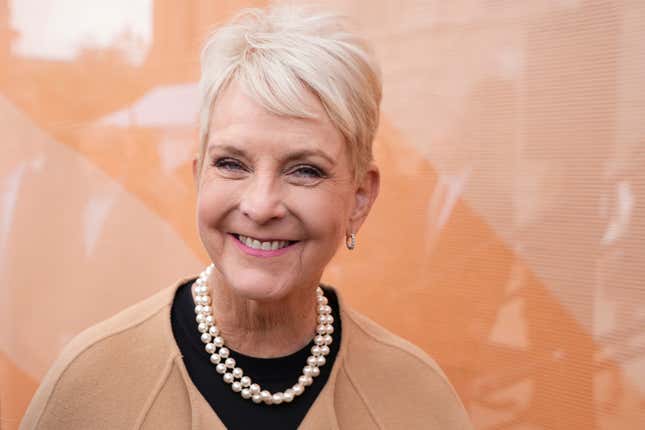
[205,275,318,358]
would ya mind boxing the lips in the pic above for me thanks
[232,233,298,251]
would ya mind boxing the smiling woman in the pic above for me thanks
[20,4,472,430]
[196,79,360,311]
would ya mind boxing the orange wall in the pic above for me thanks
[2,1,644,429]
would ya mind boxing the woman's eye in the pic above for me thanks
[213,158,246,172]
[290,165,325,178]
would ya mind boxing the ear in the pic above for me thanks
[348,164,380,234]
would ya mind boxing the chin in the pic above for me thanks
[222,271,294,302]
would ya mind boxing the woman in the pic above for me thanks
[21,5,471,429]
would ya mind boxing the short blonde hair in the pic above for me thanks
[198,4,382,182]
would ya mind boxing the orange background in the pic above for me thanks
[1,1,644,429]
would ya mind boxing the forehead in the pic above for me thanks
[208,80,345,156]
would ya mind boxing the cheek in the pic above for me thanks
[196,180,237,231]
[290,186,352,240]
[196,190,216,229]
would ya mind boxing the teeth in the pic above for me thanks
[238,235,290,251]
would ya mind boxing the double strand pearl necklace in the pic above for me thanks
[193,264,334,405]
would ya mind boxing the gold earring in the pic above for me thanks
[345,233,356,250]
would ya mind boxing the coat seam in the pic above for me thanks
[172,354,205,430]
[341,360,384,430]
[132,353,177,429]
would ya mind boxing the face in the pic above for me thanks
[194,80,377,302]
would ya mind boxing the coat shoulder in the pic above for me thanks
[20,285,183,429]
[338,307,473,429]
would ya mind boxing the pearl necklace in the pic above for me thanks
[193,264,334,405]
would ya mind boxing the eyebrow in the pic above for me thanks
[207,143,248,158]
[207,142,336,166]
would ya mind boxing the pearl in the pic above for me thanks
[260,390,272,404]
[283,389,294,403]
[192,264,333,406]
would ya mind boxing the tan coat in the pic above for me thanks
[21,278,472,429]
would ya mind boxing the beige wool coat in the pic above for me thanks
[21,278,472,429]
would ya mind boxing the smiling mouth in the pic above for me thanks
[232,233,298,251]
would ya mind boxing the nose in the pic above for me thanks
[239,174,287,224]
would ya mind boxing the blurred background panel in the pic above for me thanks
[1,1,644,429]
